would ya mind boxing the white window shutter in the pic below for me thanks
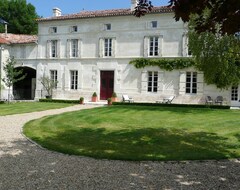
[141,71,148,93]
[66,39,70,58]
[143,36,149,57]
[158,35,163,57]
[57,40,60,58]
[46,40,51,58]
[99,38,104,57]
[197,72,204,94]
[77,39,81,58]
[179,71,186,95]
[158,71,164,93]
[112,38,116,57]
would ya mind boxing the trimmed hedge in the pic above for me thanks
[112,102,230,109]
[0,101,5,104]
[39,99,79,104]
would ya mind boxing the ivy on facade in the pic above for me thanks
[129,58,196,71]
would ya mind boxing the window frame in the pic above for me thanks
[71,39,79,58]
[104,38,113,57]
[51,40,58,58]
[105,23,111,31]
[70,70,78,90]
[50,70,58,89]
[151,21,158,28]
[231,86,238,101]
[149,36,159,57]
[71,25,78,32]
[185,72,197,94]
[50,27,57,33]
[148,71,158,93]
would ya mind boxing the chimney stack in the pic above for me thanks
[131,0,138,11]
[53,7,62,17]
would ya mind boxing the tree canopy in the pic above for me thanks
[0,0,38,34]
[134,0,240,35]
[189,31,240,89]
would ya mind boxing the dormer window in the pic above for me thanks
[49,27,57,33]
[71,26,78,32]
[105,24,111,31]
[151,21,157,28]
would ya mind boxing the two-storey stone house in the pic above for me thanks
[0,0,239,106]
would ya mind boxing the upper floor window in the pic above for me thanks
[99,38,115,57]
[71,39,79,57]
[49,27,57,33]
[50,70,58,89]
[151,21,158,28]
[104,38,112,57]
[51,40,58,58]
[148,71,158,92]
[186,72,197,94]
[47,40,60,58]
[105,24,111,31]
[149,37,159,56]
[70,26,78,32]
[144,36,162,57]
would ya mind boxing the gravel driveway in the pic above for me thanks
[0,104,239,190]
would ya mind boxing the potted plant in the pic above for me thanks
[107,98,112,105]
[79,97,84,104]
[91,92,97,102]
[111,92,117,102]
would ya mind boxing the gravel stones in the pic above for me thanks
[0,105,239,189]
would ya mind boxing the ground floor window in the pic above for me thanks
[186,72,197,94]
[231,86,238,101]
[148,71,158,92]
[70,70,78,90]
[50,70,57,89]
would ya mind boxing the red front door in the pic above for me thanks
[100,71,114,100]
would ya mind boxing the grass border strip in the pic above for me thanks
[39,99,79,104]
[112,102,230,109]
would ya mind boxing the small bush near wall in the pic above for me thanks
[112,102,230,109]
[0,101,5,104]
[39,99,79,104]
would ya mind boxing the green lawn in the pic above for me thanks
[0,102,74,116]
[23,105,240,161]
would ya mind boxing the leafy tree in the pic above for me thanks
[169,0,240,35]
[0,0,38,34]
[134,0,240,35]
[39,76,58,99]
[188,27,240,89]
[2,57,26,102]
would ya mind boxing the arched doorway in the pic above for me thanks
[13,67,36,100]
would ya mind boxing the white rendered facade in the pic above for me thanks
[0,3,239,106]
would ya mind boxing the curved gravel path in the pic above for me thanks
[0,104,240,190]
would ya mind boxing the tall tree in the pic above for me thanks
[134,0,240,35]
[2,57,26,102]
[0,0,38,34]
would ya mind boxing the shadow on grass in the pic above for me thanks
[30,127,239,161]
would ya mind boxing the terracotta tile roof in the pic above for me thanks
[37,6,173,22]
[0,33,37,44]
[0,37,9,44]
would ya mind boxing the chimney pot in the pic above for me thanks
[53,7,62,17]
[131,0,138,11]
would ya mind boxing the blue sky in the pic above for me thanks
[27,0,170,18]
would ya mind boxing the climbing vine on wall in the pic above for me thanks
[129,58,196,71]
